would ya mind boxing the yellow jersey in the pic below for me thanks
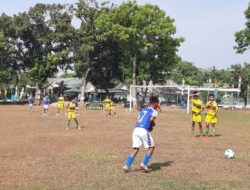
[103,99,112,106]
[191,99,203,114]
[206,101,218,116]
[68,102,76,112]
[58,96,65,104]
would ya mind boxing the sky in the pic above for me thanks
[1,0,250,69]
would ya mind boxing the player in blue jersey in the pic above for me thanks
[123,96,159,173]
[28,95,34,112]
[43,96,50,116]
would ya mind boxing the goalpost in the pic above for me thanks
[129,85,191,114]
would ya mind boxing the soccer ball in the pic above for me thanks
[224,149,235,159]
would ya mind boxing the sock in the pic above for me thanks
[75,119,79,127]
[204,128,209,134]
[67,120,70,128]
[143,153,152,166]
[126,155,135,167]
[212,128,216,136]
[199,129,202,135]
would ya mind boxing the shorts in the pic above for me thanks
[105,106,112,111]
[68,112,77,119]
[29,104,33,107]
[192,113,202,123]
[43,105,49,109]
[132,127,155,149]
[58,104,64,110]
[205,115,217,124]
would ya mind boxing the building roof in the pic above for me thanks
[48,78,95,92]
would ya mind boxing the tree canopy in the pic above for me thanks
[235,3,250,53]
[0,0,249,103]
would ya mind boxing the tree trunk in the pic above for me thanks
[15,72,21,101]
[132,54,138,108]
[247,85,249,106]
[132,54,137,86]
[80,68,91,101]
[35,83,42,105]
[142,81,150,105]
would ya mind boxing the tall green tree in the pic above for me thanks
[88,38,123,93]
[71,0,115,98]
[0,31,13,84]
[235,3,250,53]
[0,14,22,87]
[13,3,74,96]
[96,1,183,87]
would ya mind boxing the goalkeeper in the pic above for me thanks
[123,96,159,173]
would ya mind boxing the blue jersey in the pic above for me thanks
[136,107,158,132]
[43,98,49,105]
[28,98,33,104]
[74,99,79,107]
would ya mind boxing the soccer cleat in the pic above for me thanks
[122,165,131,173]
[140,163,150,173]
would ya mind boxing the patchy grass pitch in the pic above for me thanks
[0,105,249,190]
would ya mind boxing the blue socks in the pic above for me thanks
[126,156,135,167]
[125,153,152,167]
[143,153,152,166]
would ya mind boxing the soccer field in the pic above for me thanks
[0,105,249,190]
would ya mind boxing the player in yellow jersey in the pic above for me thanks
[57,94,65,115]
[66,97,80,129]
[204,94,218,137]
[190,91,204,136]
[103,96,116,117]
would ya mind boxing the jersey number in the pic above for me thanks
[138,111,147,123]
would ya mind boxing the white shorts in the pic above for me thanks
[132,127,155,149]
[43,105,49,109]
[29,104,33,107]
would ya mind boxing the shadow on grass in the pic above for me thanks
[131,161,174,173]
[149,161,174,172]
[193,134,222,138]
[207,134,222,138]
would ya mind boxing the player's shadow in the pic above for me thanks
[207,134,222,137]
[149,160,174,172]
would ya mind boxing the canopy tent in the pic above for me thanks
[47,78,95,93]
[64,87,81,93]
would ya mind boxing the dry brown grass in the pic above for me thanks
[0,105,249,190]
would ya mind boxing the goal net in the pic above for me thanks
[129,85,190,113]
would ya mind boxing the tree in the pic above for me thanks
[0,14,22,87]
[234,4,250,53]
[230,63,250,105]
[12,3,74,97]
[88,38,123,93]
[71,0,114,98]
[171,61,203,86]
[96,1,183,87]
[0,31,13,84]
[241,64,250,105]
